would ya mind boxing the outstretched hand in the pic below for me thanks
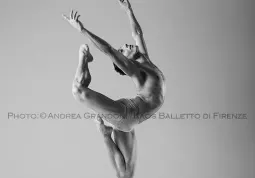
[62,10,84,32]
[118,0,131,11]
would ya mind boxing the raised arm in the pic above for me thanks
[118,0,149,57]
[62,10,139,77]
[62,10,114,55]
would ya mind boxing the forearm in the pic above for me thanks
[126,8,143,37]
[80,27,112,54]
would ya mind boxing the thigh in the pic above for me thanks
[81,87,125,126]
[112,130,137,171]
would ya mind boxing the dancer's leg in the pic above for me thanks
[112,129,137,178]
[95,117,126,177]
[72,44,93,90]
[72,45,130,132]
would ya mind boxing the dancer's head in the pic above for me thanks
[118,44,139,59]
[113,44,141,76]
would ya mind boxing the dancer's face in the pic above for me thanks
[118,44,138,60]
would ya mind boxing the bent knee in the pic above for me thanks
[118,116,138,132]
[117,127,132,133]
[116,123,134,132]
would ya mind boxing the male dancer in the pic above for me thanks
[63,1,166,177]
[63,0,166,132]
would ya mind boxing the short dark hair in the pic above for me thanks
[113,52,141,76]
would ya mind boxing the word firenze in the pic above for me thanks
[7,112,247,120]
[158,112,247,120]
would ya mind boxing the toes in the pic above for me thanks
[84,44,89,51]
[79,44,93,62]
[79,45,86,53]
[80,44,86,49]
[79,44,89,52]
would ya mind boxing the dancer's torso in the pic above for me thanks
[132,56,166,118]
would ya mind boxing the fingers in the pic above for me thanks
[76,15,80,21]
[74,11,77,19]
[119,0,127,4]
[65,9,80,21]
[72,11,80,21]
[70,10,73,19]
[118,0,131,9]
[62,14,69,21]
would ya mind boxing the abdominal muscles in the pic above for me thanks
[137,69,165,110]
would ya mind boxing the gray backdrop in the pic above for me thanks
[1,0,254,178]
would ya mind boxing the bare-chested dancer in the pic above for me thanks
[63,0,166,132]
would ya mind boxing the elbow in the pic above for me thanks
[132,31,143,39]
[132,27,143,36]
[131,33,137,39]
